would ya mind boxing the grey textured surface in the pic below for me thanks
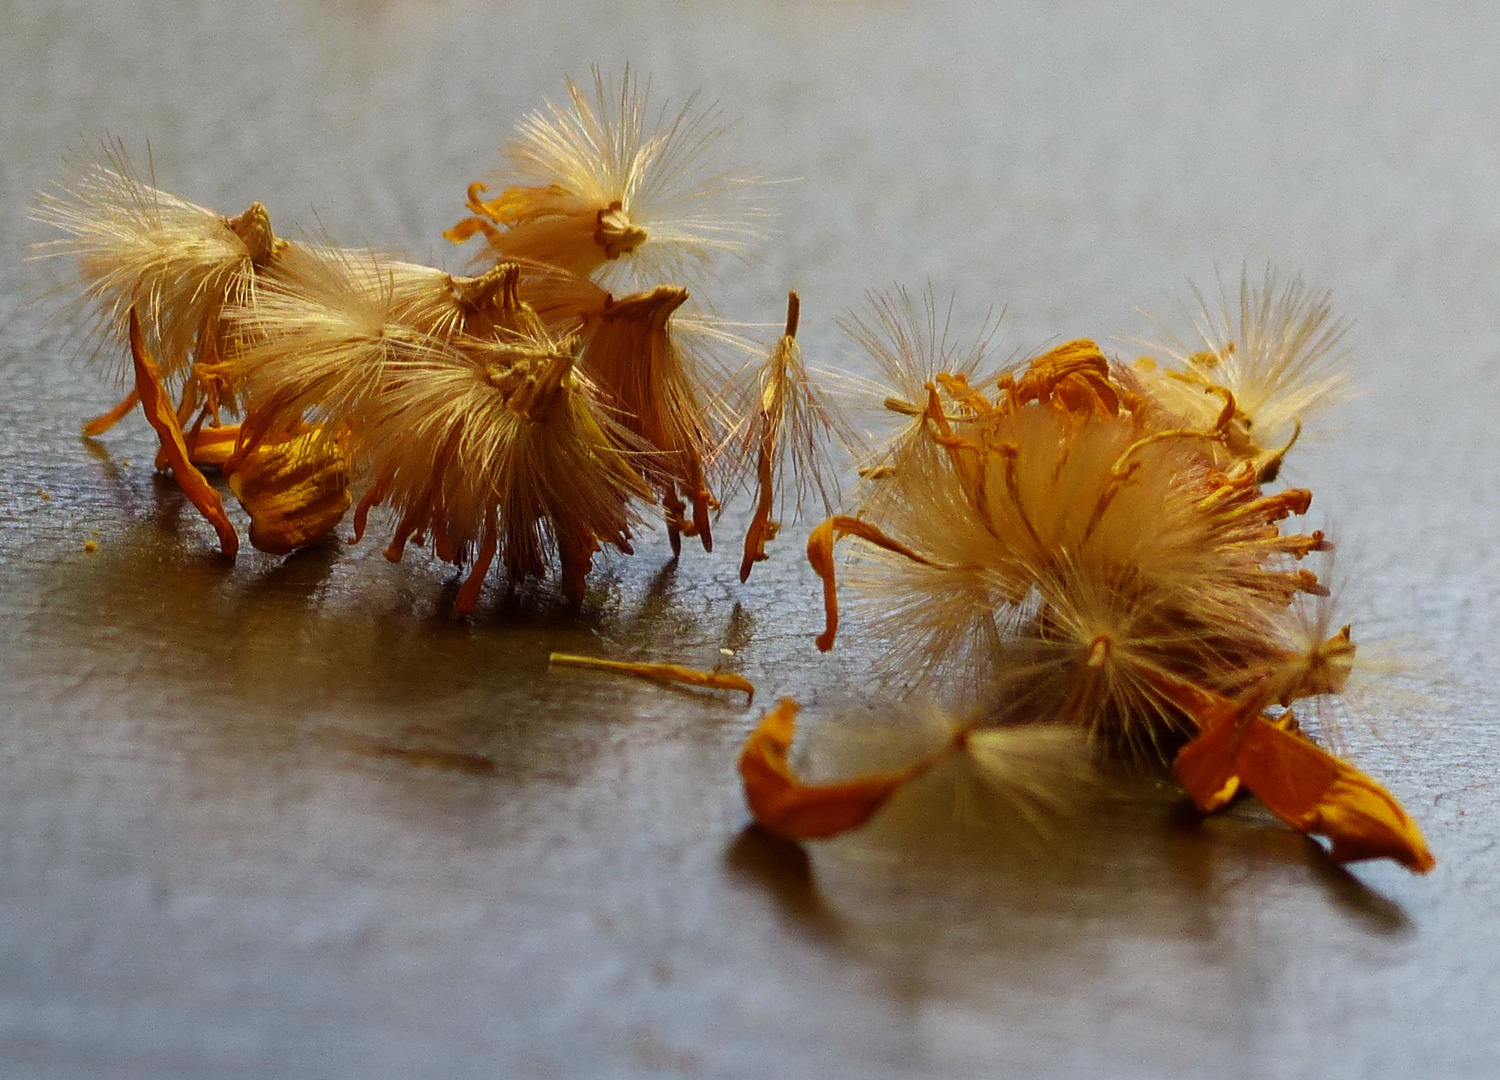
[2,2,1498,1077]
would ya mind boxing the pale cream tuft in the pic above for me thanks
[454,67,768,287]
[30,142,278,389]
[1135,267,1350,461]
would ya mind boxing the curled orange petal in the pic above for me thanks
[128,309,238,559]
[737,699,937,840]
[806,516,944,652]
[1229,717,1435,873]
[1163,673,1434,872]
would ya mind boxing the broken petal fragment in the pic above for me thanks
[737,698,933,840]
[549,653,755,702]
[1228,716,1435,872]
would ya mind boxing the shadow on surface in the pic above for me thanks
[2,459,745,793]
[725,824,847,946]
[721,771,1415,1008]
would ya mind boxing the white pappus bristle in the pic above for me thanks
[450,67,767,287]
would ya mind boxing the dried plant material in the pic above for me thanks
[127,305,350,558]
[31,146,361,559]
[577,284,721,553]
[818,346,1325,757]
[549,653,754,702]
[218,242,441,447]
[1230,719,1433,870]
[1133,268,1349,471]
[1164,678,1433,871]
[446,68,764,286]
[736,700,1095,842]
[510,260,614,333]
[350,308,653,610]
[840,286,1001,514]
[38,75,810,605]
[804,283,1431,871]
[807,515,945,653]
[739,699,940,840]
[725,292,855,581]
[957,725,1096,826]
[226,429,352,556]
[32,143,288,427]
[219,249,634,570]
[128,308,239,558]
[184,423,241,469]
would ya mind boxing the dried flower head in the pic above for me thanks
[767,283,1432,872]
[445,68,765,286]
[1132,268,1350,474]
[31,143,288,432]
[366,336,650,609]
[817,339,1330,759]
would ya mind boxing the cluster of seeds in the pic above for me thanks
[33,72,840,612]
[744,283,1431,872]
[34,72,1432,874]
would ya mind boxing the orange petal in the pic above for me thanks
[128,310,238,559]
[549,653,754,702]
[737,699,934,840]
[1161,672,1433,871]
[82,388,140,437]
[807,515,944,652]
[1231,717,1435,872]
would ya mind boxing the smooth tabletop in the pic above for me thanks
[1,2,1498,1078]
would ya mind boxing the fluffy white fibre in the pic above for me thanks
[462,68,767,286]
[31,143,279,389]
[1135,268,1350,459]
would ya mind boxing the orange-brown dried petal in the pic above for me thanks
[129,309,239,559]
[550,653,755,702]
[737,699,929,840]
[225,428,350,556]
[1232,717,1435,872]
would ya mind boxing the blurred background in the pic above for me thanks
[2,2,1498,1077]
